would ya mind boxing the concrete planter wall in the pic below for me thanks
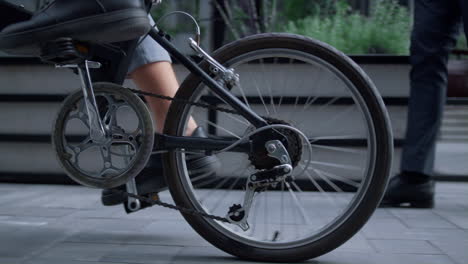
[0,55,466,183]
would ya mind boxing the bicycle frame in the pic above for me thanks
[146,28,269,153]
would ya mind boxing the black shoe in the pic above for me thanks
[0,0,150,55]
[380,172,435,208]
[101,127,220,206]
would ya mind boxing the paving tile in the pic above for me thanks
[361,218,411,240]
[0,258,23,264]
[99,244,183,264]
[111,206,185,221]
[0,183,468,264]
[0,216,50,227]
[33,242,124,261]
[171,246,258,264]
[65,230,142,245]
[0,226,67,259]
[71,217,154,233]
[431,239,468,264]
[126,220,212,247]
[24,260,124,264]
[404,228,468,241]
[401,216,458,229]
[437,214,468,229]
[368,208,393,219]
[0,206,76,218]
[316,251,455,264]
[65,207,123,219]
[335,232,375,253]
[369,239,442,254]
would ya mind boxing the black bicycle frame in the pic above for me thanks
[141,28,269,154]
[148,29,267,128]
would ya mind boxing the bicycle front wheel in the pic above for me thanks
[163,33,393,262]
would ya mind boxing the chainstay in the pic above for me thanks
[122,88,275,223]
[123,88,235,223]
[112,189,230,223]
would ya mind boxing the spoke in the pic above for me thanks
[287,67,312,121]
[298,68,325,114]
[306,160,362,171]
[300,164,338,206]
[247,68,271,115]
[296,104,355,135]
[280,181,285,241]
[319,105,356,130]
[234,83,252,110]
[309,134,363,144]
[277,58,293,111]
[200,119,241,139]
[220,111,250,126]
[199,165,248,203]
[285,182,311,224]
[311,144,366,154]
[263,188,269,240]
[312,167,361,188]
[261,58,277,116]
[246,192,260,237]
[309,167,344,193]
[204,176,234,212]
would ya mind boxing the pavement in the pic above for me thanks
[0,182,467,264]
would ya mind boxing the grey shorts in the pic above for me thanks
[127,16,172,74]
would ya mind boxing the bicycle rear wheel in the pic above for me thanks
[163,33,393,262]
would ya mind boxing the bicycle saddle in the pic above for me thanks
[0,0,151,55]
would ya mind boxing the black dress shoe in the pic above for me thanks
[380,173,435,208]
[0,0,150,54]
[101,127,220,207]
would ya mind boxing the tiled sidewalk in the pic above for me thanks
[0,182,467,264]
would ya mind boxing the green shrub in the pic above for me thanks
[283,0,411,55]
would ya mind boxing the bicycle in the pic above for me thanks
[1,1,393,262]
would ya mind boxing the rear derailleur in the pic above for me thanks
[226,140,293,231]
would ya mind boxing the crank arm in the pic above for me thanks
[125,178,141,212]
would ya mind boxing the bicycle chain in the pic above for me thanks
[112,188,230,223]
[127,87,242,117]
[120,87,290,223]
[119,87,242,222]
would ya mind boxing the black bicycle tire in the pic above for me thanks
[163,33,393,262]
[52,82,154,189]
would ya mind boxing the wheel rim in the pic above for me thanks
[173,48,377,248]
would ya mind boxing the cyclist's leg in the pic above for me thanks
[127,17,197,134]
[129,60,197,135]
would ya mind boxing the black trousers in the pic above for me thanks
[401,0,468,175]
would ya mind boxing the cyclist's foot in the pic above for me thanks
[380,172,435,208]
[101,127,220,207]
[0,0,150,55]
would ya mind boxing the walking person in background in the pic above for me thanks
[381,0,468,208]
